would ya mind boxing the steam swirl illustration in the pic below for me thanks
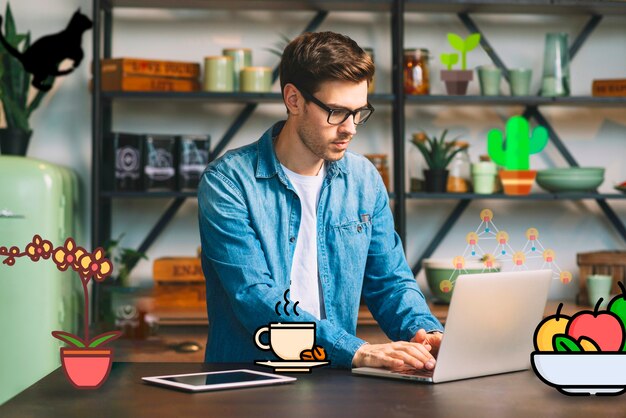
[275,289,300,317]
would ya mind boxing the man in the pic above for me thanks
[198,31,443,370]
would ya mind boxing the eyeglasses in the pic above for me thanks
[296,86,374,126]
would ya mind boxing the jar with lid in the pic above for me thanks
[364,154,390,191]
[363,48,376,94]
[447,141,471,193]
[408,132,427,192]
[404,48,430,95]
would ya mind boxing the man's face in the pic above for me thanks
[296,80,369,162]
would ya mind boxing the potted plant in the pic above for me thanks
[0,3,53,156]
[440,32,481,95]
[1,235,122,389]
[487,115,549,195]
[410,130,465,192]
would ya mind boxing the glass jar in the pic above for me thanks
[409,132,427,192]
[447,141,471,193]
[404,48,430,95]
[364,154,390,191]
[363,47,375,94]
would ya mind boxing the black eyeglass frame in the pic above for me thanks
[295,85,375,126]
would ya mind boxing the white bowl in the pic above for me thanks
[531,352,626,395]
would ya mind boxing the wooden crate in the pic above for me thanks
[576,251,626,305]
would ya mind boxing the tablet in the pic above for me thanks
[142,369,296,392]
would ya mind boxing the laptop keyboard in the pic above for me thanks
[392,367,434,378]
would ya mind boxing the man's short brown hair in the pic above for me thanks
[279,31,375,96]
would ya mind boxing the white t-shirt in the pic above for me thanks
[281,163,326,320]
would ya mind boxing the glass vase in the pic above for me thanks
[540,33,570,97]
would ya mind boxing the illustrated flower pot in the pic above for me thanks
[60,347,114,389]
[499,170,537,195]
[440,70,473,95]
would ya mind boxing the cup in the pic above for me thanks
[202,56,234,92]
[471,162,498,194]
[254,322,315,360]
[477,65,502,96]
[223,48,252,91]
[540,32,570,97]
[240,66,272,93]
[587,274,613,308]
[509,68,532,96]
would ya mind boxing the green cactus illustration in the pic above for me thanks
[487,116,549,170]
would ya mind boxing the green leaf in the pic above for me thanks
[88,331,122,348]
[447,33,466,52]
[51,331,86,348]
[553,334,582,352]
[465,33,481,52]
[410,138,434,168]
[0,89,29,131]
[5,3,17,40]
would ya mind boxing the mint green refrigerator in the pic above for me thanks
[0,156,81,405]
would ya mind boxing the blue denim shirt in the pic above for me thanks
[198,121,443,368]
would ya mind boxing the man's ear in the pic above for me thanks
[283,83,303,116]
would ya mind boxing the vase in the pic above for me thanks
[0,129,33,156]
[60,347,114,389]
[424,169,449,192]
[540,33,570,97]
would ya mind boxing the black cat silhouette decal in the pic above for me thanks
[0,8,92,92]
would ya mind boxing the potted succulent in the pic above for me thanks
[410,129,465,192]
[1,235,122,389]
[440,32,481,95]
[0,3,53,156]
[487,115,549,195]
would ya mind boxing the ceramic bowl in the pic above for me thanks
[423,258,500,304]
[536,168,605,192]
[531,352,626,395]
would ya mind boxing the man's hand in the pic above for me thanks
[352,341,437,371]
[411,329,443,357]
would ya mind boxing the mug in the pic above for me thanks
[223,48,252,91]
[587,274,613,308]
[202,56,234,92]
[509,68,532,96]
[477,65,502,96]
[254,322,315,360]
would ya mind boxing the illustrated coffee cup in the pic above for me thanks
[254,322,315,360]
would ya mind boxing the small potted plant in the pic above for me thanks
[410,130,465,192]
[440,32,481,95]
[1,235,122,389]
[487,115,549,195]
[0,3,53,155]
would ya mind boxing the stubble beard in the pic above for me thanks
[296,120,352,163]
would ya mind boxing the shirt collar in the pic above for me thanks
[255,121,348,180]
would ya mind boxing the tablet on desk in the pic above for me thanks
[142,369,296,392]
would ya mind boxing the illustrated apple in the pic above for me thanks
[607,281,626,351]
[534,303,570,351]
[566,298,625,352]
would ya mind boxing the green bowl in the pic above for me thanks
[536,173,604,192]
[423,258,500,304]
[538,167,605,177]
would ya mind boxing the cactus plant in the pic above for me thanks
[488,116,549,171]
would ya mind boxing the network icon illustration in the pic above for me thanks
[441,209,573,295]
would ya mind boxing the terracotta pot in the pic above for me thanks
[60,347,114,389]
[440,70,473,95]
[499,170,537,195]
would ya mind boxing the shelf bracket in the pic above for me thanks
[412,199,471,276]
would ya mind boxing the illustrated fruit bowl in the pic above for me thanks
[615,181,626,194]
[531,353,626,395]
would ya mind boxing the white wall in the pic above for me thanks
[6,1,625,302]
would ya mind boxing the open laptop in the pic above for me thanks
[352,269,552,383]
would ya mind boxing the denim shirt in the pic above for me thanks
[198,121,443,368]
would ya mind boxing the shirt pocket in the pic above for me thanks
[327,219,372,273]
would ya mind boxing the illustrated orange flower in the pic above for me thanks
[1,246,20,266]
[77,248,112,281]
[26,235,53,262]
[53,238,87,272]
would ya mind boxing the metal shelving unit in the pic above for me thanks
[91,0,626,324]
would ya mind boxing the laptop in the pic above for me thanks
[352,269,552,383]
